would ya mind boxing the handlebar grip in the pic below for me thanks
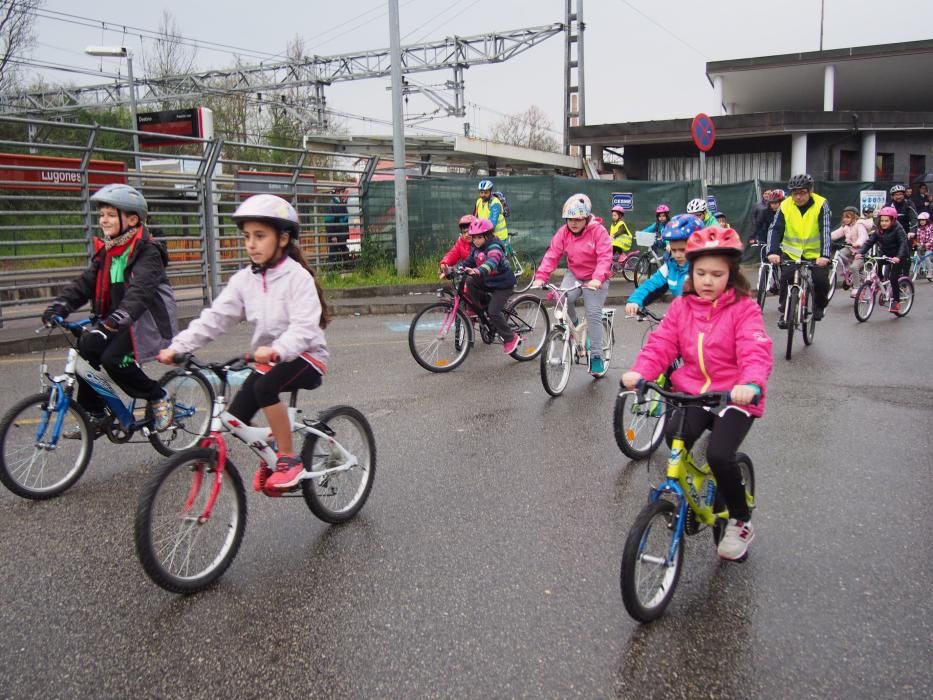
[173,352,192,366]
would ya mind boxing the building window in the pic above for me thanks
[839,150,858,181]
[876,153,894,181]
[909,154,926,184]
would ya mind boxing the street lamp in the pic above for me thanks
[85,46,140,174]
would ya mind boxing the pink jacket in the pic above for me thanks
[439,236,472,268]
[831,220,869,248]
[631,289,773,417]
[535,217,613,283]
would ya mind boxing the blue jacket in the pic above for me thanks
[627,255,690,308]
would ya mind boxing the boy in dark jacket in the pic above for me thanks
[42,184,178,435]
[857,206,910,314]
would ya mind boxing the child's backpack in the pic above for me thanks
[493,191,511,218]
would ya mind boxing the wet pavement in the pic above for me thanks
[0,285,931,698]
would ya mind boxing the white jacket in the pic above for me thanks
[171,256,328,373]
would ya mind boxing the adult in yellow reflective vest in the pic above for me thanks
[766,173,832,328]
[608,206,633,253]
[474,179,508,241]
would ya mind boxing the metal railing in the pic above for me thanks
[0,115,377,330]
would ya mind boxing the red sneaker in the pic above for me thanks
[264,454,305,490]
[502,335,522,355]
[889,302,901,314]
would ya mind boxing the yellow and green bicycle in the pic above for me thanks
[619,380,756,622]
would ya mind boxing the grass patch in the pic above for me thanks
[319,257,440,289]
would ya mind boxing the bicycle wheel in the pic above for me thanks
[510,252,536,293]
[634,254,657,286]
[301,405,376,524]
[826,261,838,302]
[622,255,640,283]
[506,294,549,361]
[408,302,472,372]
[149,369,215,456]
[909,257,920,282]
[620,499,683,623]
[0,392,93,500]
[854,282,874,322]
[601,317,615,365]
[540,328,573,396]
[613,388,666,460]
[894,278,914,317]
[755,266,769,310]
[802,288,816,346]
[135,448,246,593]
[784,292,797,360]
[712,453,756,546]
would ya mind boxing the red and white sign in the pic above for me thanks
[0,153,127,191]
[137,107,213,148]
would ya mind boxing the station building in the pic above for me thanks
[571,40,933,185]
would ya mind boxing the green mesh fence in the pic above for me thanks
[362,177,899,267]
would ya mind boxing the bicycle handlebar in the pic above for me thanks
[626,307,662,323]
[172,352,254,373]
[635,379,760,407]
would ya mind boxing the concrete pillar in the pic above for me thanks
[823,64,835,111]
[860,131,877,182]
[791,133,808,175]
[713,76,723,115]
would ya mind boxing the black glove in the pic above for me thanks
[41,302,69,327]
[103,308,131,332]
[78,327,111,368]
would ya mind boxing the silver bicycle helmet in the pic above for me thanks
[90,184,148,218]
[686,198,707,214]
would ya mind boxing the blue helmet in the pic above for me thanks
[662,213,703,241]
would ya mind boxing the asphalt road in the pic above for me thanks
[1,284,931,699]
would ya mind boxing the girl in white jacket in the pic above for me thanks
[158,194,330,492]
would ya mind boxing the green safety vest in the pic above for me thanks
[779,193,826,260]
[475,196,509,240]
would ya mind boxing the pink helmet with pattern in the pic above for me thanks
[655,204,670,215]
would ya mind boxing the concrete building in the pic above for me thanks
[571,40,933,185]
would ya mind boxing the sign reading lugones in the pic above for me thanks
[611,192,634,211]
[137,107,214,148]
[0,153,127,191]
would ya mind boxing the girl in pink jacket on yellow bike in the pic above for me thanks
[622,226,773,561]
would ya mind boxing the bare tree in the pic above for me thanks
[490,105,560,153]
[0,0,42,94]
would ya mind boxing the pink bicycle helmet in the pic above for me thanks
[233,194,300,236]
[610,205,626,215]
[458,214,475,227]
[467,218,495,236]
[655,204,670,215]
[878,206,898,220]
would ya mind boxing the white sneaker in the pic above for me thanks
[718,519,755,561]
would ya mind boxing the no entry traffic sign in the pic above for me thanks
[692,113,716,152]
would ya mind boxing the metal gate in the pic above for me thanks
[0,115,376,331]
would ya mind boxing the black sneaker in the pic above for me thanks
[64,411,107,440]
[776,317,788,330]
[813,308,824,321]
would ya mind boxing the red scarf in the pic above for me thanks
[94,230,142,318]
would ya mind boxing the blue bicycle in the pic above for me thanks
[0,318,214,500]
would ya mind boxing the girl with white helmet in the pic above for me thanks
[41,183,178,437]
[531,193,613,377]
[158,194,331,492]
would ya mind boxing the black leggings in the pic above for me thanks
[466,278,514,342]
[228,357,322,424]
[665,406,755,521]
[878,260,906,302]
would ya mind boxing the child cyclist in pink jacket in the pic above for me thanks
[531,193,614,376]
[622,227,773,561]
[157,194,330,493]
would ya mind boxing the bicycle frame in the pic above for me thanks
[783,261,815,328]
[191,388,355,523]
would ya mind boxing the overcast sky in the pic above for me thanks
[24,0,933,142]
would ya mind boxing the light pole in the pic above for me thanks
[85,46,141,174]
